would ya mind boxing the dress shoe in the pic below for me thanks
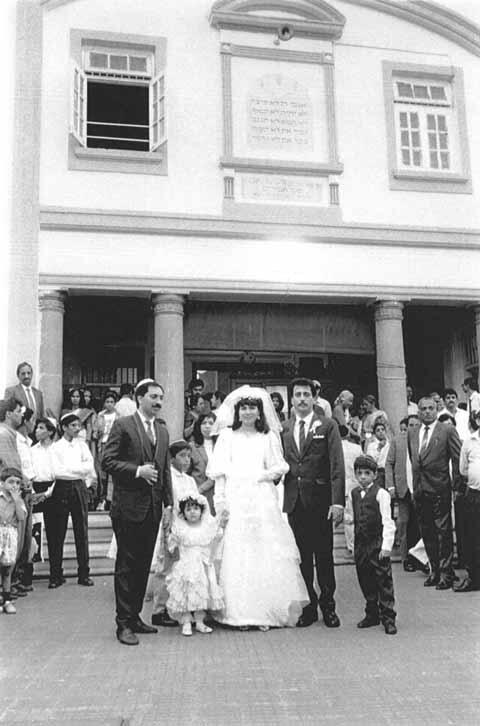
[16,583,33,593]
[48,579,62,589]
[116,627,139,646]
[323,611,340,628]
[384,622,397,635]
[131,618,158,634]
[403,560,416,573]
[453,578,479,593]
[424,574,439,587]
[296,609,319,628]
[357,616,380,629]
[435,580,452,591]
[10,587,27,598]
[77,577,94,586]
[151,610,177,627]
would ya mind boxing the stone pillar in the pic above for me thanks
[152,293,185,439]
[39,290,66,418]
[374,300,407,431]
[474,306,480,379]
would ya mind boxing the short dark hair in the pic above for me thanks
[363,394,377,406]
[232,397,269,433]
[407,414,419,422]
[443,388,457,398]
[289,377,316,397]
[178,496,206,519]
[464,377,478,391]
[21,408,34,425]
[189,393,206,410]
[0,466,23,482]
[399,417,409,427]
[135,380,163,406]
[169,439,191,458]
[34,417,56,439]
[192,413,217,445]
[61,413,80,429]
[438,413,456,426]
[214,390,226,403]
[373,419,386,433]
[16,361,32,376]
[119,383,134,396]
[103,390,118,404]
[188,378,205,391]
[0,397,23,422]
[354,455,377,473]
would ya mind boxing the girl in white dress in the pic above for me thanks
[209,386,308,630]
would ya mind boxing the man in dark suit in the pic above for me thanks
[408,396,462,590]
[4,362,45,421]
[103,380,173,645]
[282,378,345,628]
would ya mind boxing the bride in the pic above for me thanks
[208,386,308,629]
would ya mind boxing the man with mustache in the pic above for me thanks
[103,380,173,645]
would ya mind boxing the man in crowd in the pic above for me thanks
[455,409,480,592]
[408,396,462,590]
[4,362,44,422]
[210,391,226,410]
[312,380,332,418]
[332,390,355,431]
[0,398,23,469]
[439,388,470,442]
[282,378,345,628]
[115,383,136,418]
[462,377,480,418]
[103,380,173,646]
[406,385,418,415]
[50,413,96,590]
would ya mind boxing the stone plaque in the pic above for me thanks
[247,74,313,153]
[240,173,325,205]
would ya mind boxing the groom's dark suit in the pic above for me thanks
[103,412,172,628]
[282,414,345,616]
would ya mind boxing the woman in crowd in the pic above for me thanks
[183,394,208,441]
[93,391,120,511]
[208,386,308,630]
[270,392,286,423]
[189,412,217,514]
[61,388,96,452]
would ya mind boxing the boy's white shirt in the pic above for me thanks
[170,466,198,507]
[359,482,396,552]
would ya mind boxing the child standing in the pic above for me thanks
[166,494,227,636]
[0,468,27,614]
[352,455,397,635]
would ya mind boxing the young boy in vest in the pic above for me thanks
[352,455,397,634]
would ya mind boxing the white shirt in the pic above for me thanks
[469,391,480,415]
[406,453,413,493]
[366,438,390,469]
[21,384,36,412]
[438,407,470,442]
[359,484,396,551]
[459,431,480,491]
[407,401,418,415]
[31,442,55,482]
[51,437,96,482]
[170,466,198,507]
[316,397,332,418]
[115,398,137,418]
[418,420,438,449]
[17,432,34,480]
[294,411,315,450]
[138,413,156,446]
[101,411,117,443]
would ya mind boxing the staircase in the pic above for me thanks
[33,512,402,580]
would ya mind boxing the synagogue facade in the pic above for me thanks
[5,0,480,435]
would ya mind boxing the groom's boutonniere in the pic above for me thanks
[312,422,324,439]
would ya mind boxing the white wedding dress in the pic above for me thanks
[209,428,308,628]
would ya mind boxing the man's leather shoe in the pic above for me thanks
[323,611,340,628]
[132,618,158,634]
[116,627,139,646]
[296,609,319,628]
[151,610,177,627]
[424,574,439,587]
[357,616,380,629]
[11,587,27,597]
[403,560,416,573]
[77,577,94,586]
[384,622,397,635]
[453,578,478,592]
[48,579,62,589]
[16,583,33,593]
[435,580,452,591]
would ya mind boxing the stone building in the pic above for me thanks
[4,0,480,436]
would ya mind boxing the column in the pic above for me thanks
[152,293,185,439]
[39,290,66,418]
[474,305,480,378]
[374,300,407,430]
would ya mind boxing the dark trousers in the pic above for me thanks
[396,491,421,562]
[464,488,480,587]
[288,495,336,614]
[415,490,454,582]
[454,492,467,566]
[49,479,90,581]
[13,491,33,584]
[111,507,158,628]
[355,536,396,624]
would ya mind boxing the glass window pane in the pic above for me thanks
[430,152,438,168]
[401,131,410,146]
[430,86,446,101]
[397,82,413,97]
[440,152,450,169]
[428,133,437,149]
[439,133,448,150]
[410,113,419,129]
[159,120,165,138]
[427,115,436,130]
[399,112,408,128]
[413,150,422,166]
[90,52,108,69]
[130,56,147,73]
[110,55,128,70]
[401,149,410,165]
[413,84,428,99]
[411,132,420,147]
[438,116,447,131]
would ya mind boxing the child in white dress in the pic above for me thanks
[0,468,27,614]
[166,494,228,636]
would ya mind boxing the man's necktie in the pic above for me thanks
[146,420,155,446]
[420,425,429,454]
[26,388,35,412]
[299,419,306,453]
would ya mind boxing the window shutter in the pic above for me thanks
[71,63,87,147]
[149,72,166,152]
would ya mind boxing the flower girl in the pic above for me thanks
[166,494,228,636]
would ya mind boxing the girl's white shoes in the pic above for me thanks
[2,601,16,614]
[182,622,192,636]
[196,622,213,634]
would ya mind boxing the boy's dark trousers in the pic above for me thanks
[355,535,396,625]
[48,479,90,581]
[463,487,480,588]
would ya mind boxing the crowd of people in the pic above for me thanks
[0,361,479,647]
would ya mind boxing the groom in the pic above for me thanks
[103,379,173,645]
[282,378,345,628]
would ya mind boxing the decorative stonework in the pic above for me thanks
[39,290,67,314]
[374,299,404,322]
[152,293,185,317]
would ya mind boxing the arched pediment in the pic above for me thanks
[209,0,346,39]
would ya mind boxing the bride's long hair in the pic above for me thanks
[232,397,269,434]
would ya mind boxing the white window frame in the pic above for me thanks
[383,61,471,194]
